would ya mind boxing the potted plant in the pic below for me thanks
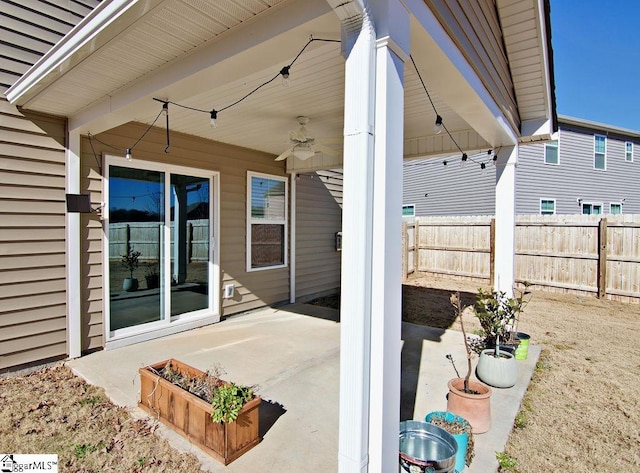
[121,247,141,292]
[446,292,493,434]
[473,286,531,388]
[425,410,474,472]
[139,359,261,465]
[144,262,160,289]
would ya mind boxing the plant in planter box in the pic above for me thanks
[139,359,261,465]
[425,410,474,471]
[121,247,141,292]
[446,292,492,434]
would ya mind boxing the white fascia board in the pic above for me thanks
[6,0,156,107]
[404,0,518,147]
[68,0,333,135]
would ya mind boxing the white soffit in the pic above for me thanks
[497,0,552,124]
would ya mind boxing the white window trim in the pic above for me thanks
[610,202,623,215]
[539,198,556,215]
[544,140,559,165]
[402,204,416,218]
[246,171,288,272]
[625,141,634,162]
[593,134,607,170]
[581,202,604,215]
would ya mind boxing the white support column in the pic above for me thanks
[368,28,408,473]
[66,130,82,358]
[494,145,518,297]
[337,3,376,472]
[290,172,297,304]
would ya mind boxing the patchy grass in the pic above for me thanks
[0,365,204,472]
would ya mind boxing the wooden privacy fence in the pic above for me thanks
[109,219,209,262]
[402,215,640,303]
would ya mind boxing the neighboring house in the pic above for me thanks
[404,115,640,216]
[2,0,555,470]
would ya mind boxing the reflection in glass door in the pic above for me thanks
[108,166,165,331]
[170,174,210,317]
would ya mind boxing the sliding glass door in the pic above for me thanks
[106,161,215,337]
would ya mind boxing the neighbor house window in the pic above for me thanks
[247,172,287,271]
[594,135,606,170]
[610,203,622,215]
[540,199,556,215]
[544,140,559,164]
[582,202,602,215]
[402,204,415,217]
[625,142,633,162]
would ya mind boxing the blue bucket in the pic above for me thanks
[425,411,471,472]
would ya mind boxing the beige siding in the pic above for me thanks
[0,100,68,371]
[295,170,343,300]
[425,0,519,131]
[82,123,292,348]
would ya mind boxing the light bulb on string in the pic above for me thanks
[280,66,291,87]
[460,153,468,168]
[480,162,487,174]
[433,114,443,134]
[125,148,132,161]
[443,160,448,166]
[161,101,168,116]
[210,110,218,128]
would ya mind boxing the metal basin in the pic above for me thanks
[399,420,457,473]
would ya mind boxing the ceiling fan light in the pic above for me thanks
[293,146,315,160]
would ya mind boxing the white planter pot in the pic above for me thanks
[476,349,518,388]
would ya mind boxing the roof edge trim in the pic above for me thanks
[6,0,143,106]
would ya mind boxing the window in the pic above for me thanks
[540,199,555,215]
[625,142,633,162]
[544,140,558,164]
[610,203,622,215]
[594,135,606,170]
[582,203,602,215]
[402,204,415,217]
[247,172,287,271]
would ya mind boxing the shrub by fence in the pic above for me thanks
[403,215,640,303]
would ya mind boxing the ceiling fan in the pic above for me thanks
[275,116,339,161]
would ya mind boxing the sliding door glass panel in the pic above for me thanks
[108,166,165,331]
[170,174,210,317]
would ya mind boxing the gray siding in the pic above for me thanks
[403,157,495,216]
[516,127,640,215]
[425,0,519,132]
[0,1,100,371]
[295,170,342,300]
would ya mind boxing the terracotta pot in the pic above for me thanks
[446,378,492,434]
[476,349,518,388]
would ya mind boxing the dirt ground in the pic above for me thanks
[403,274,640,472]
[2,274,639,472]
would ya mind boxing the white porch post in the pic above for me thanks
[336,1,376,472]
[368,1,409,471]
[494,145,518,296]
[66,129,82,359]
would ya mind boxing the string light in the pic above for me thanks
[433,114,443,134]
[280,66,291,87]
[125,148,132,161]
[460,153,468,167]
[210,110,218,128]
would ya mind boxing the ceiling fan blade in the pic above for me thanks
[275,146,294,161]
[314,143,339,156]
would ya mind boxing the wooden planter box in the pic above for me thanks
[139,359,261,465]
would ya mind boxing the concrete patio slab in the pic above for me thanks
[66,303,539,472]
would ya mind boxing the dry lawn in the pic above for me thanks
[2,274,639,472]
[0,365,204,472]
[404,274,640,472]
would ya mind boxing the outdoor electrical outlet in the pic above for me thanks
[224,284,235,299]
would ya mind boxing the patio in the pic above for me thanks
[66,302,540,472]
